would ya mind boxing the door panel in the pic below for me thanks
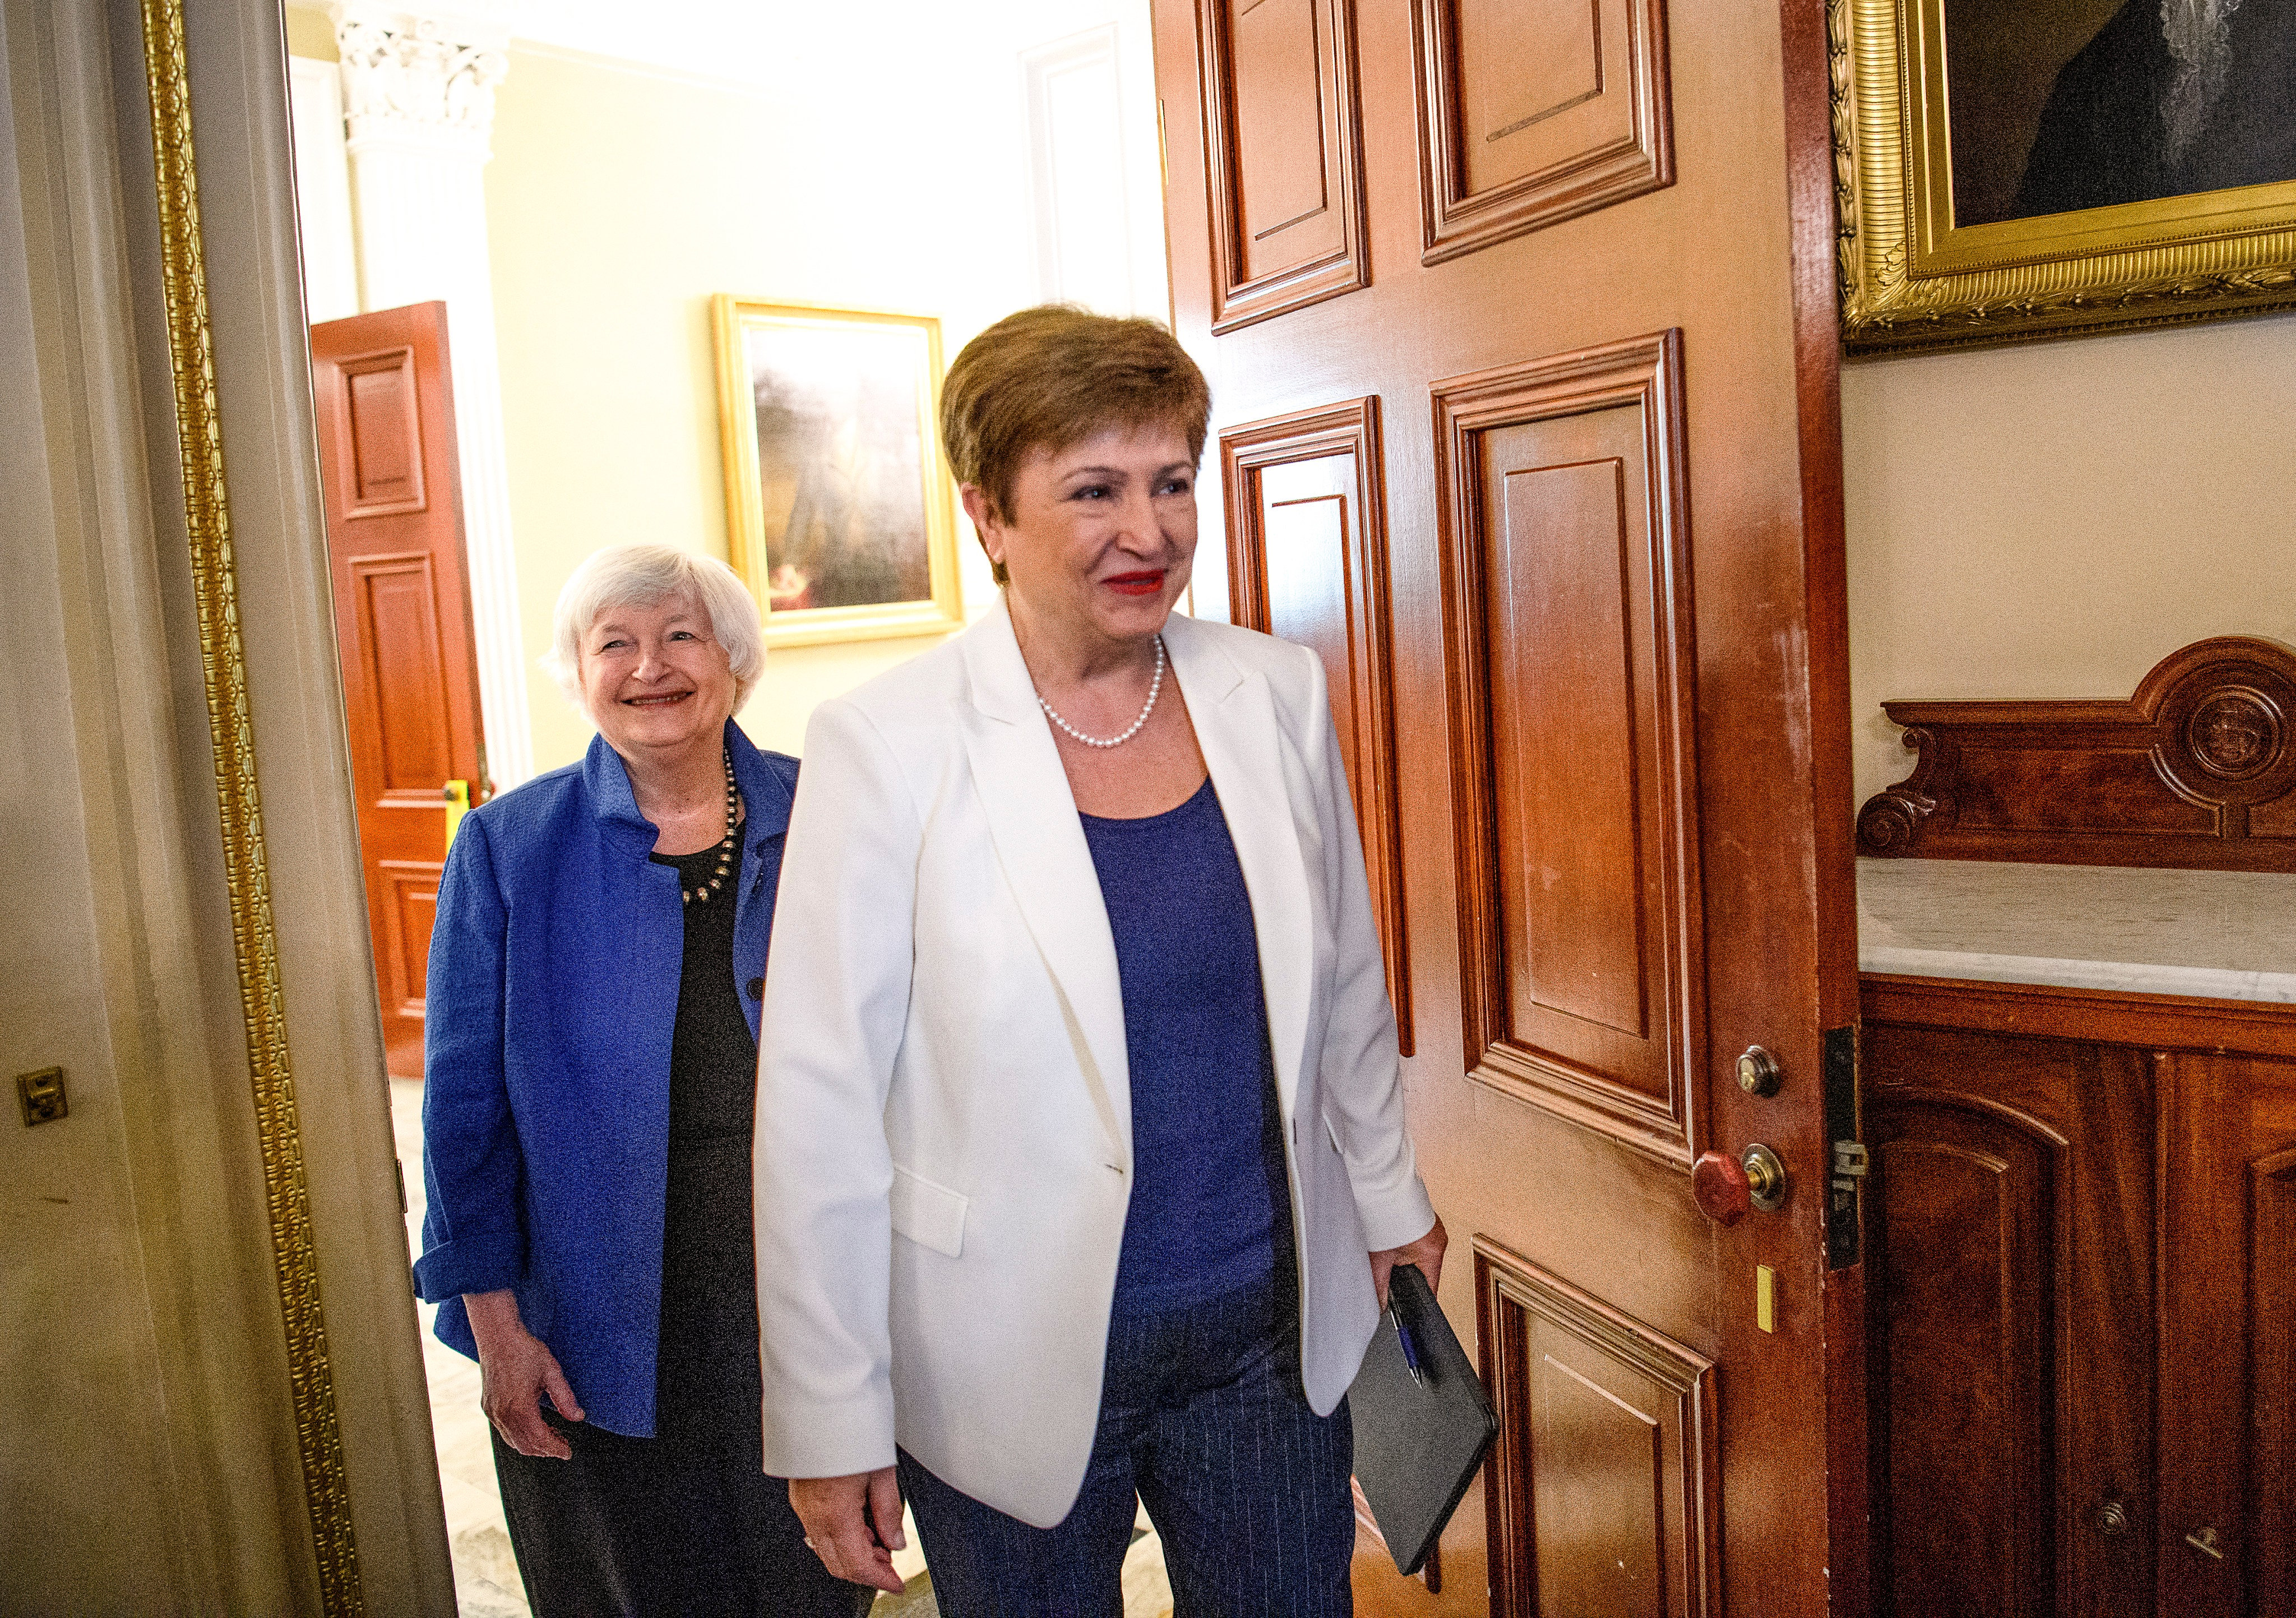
[341,348,427,513]
[353,553,456,795]
[376,859,441,1027]
[1224,399,1413,1052]
[1411,0,1674,261]
[1158,0,1855,1601]
[1478,1237,1718,1617]
[311,302,484,1083]
[1197,0,1369,330]
[1437,335,1702,1162]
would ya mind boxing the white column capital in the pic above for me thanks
[330,4,511,161]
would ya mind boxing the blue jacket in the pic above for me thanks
[413,721,799,1437]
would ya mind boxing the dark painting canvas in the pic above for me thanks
[1947,0,2296,226]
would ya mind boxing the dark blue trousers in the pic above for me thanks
[898,1270,1354,1617]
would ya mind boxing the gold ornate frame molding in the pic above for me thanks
[137,0,365,1608]
[1830,0,2296,353]
[710,294,966,649]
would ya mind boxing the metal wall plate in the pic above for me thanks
[16,1067,67,1127]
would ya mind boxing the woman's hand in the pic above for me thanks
[464,1289,584,1459]
[1370,1215,1449,1308]
[790,1468,908,1593]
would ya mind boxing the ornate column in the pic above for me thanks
[331,3,534,787]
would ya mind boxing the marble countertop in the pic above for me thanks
[1857,858,2296,1004]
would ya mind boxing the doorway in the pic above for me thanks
[310,299,486,1086]
[283,0,1182,1611]
[287,0,1866,1603]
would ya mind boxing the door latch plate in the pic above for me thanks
[1823,1027,1862,1269]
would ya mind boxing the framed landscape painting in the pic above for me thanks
[712,296,964,645]
[1834,0,2296,352]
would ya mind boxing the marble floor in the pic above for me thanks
[388,1080,1174,1617]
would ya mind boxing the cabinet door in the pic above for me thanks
[2155,1049,2296,1618]
[1863,1018,2155,1618]
[1864,979,2296,1618]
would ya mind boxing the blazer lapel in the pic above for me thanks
[1168,616,1315,1122]
[956,602,1133,1163]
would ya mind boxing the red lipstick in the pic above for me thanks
[1104,570,1165,597]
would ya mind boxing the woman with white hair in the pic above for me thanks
[414,544,870,1615]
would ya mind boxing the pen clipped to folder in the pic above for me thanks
[1389,1305,1425,1386]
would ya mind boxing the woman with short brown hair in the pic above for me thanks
[757,306,1444,1615]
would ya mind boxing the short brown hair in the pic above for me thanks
[939,306,1211,536]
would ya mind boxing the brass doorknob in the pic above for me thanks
[1691,1144,1789,1225]
[2094,1500,2130,1538]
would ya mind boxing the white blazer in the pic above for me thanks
[753,599,1436,1528]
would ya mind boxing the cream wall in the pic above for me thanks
[1843,310,2296,809]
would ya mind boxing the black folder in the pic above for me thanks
[1347,1263,1498,1577]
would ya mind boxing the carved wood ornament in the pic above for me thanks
[1857,636,2296,871]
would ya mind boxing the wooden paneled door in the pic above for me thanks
[309,302,488,1083]
[1155,0,1859,1609]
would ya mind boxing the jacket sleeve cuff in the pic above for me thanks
[1356,1176,1439,1255]
[411,1233,525,1302]
[760,1390,898,1481]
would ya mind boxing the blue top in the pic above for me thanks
[413,721,799,1437]
[1080,776,1284,1314]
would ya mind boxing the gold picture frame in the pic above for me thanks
[1832,0,2296,353]
[712,295,965,646]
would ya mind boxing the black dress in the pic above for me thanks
[490,817,873,1618]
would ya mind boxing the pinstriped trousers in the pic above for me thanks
[897,1269,1355,1617]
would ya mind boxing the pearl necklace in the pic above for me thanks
[1036,637,1166,750]
[681,750,740,905]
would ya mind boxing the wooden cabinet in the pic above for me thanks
[1860,974,2296,1618]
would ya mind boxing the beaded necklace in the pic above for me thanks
[679,749,740,905]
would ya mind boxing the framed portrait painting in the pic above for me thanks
[1834,0,2296,352]
[712,297,964,645]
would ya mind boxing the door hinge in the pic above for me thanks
[1823,1025,1864,1270]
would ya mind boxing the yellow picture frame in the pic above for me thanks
[711,295,964,646]
[1832,0,2296,353]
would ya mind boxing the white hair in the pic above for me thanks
[541,544,765,711]
[2161,0,2242,165]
